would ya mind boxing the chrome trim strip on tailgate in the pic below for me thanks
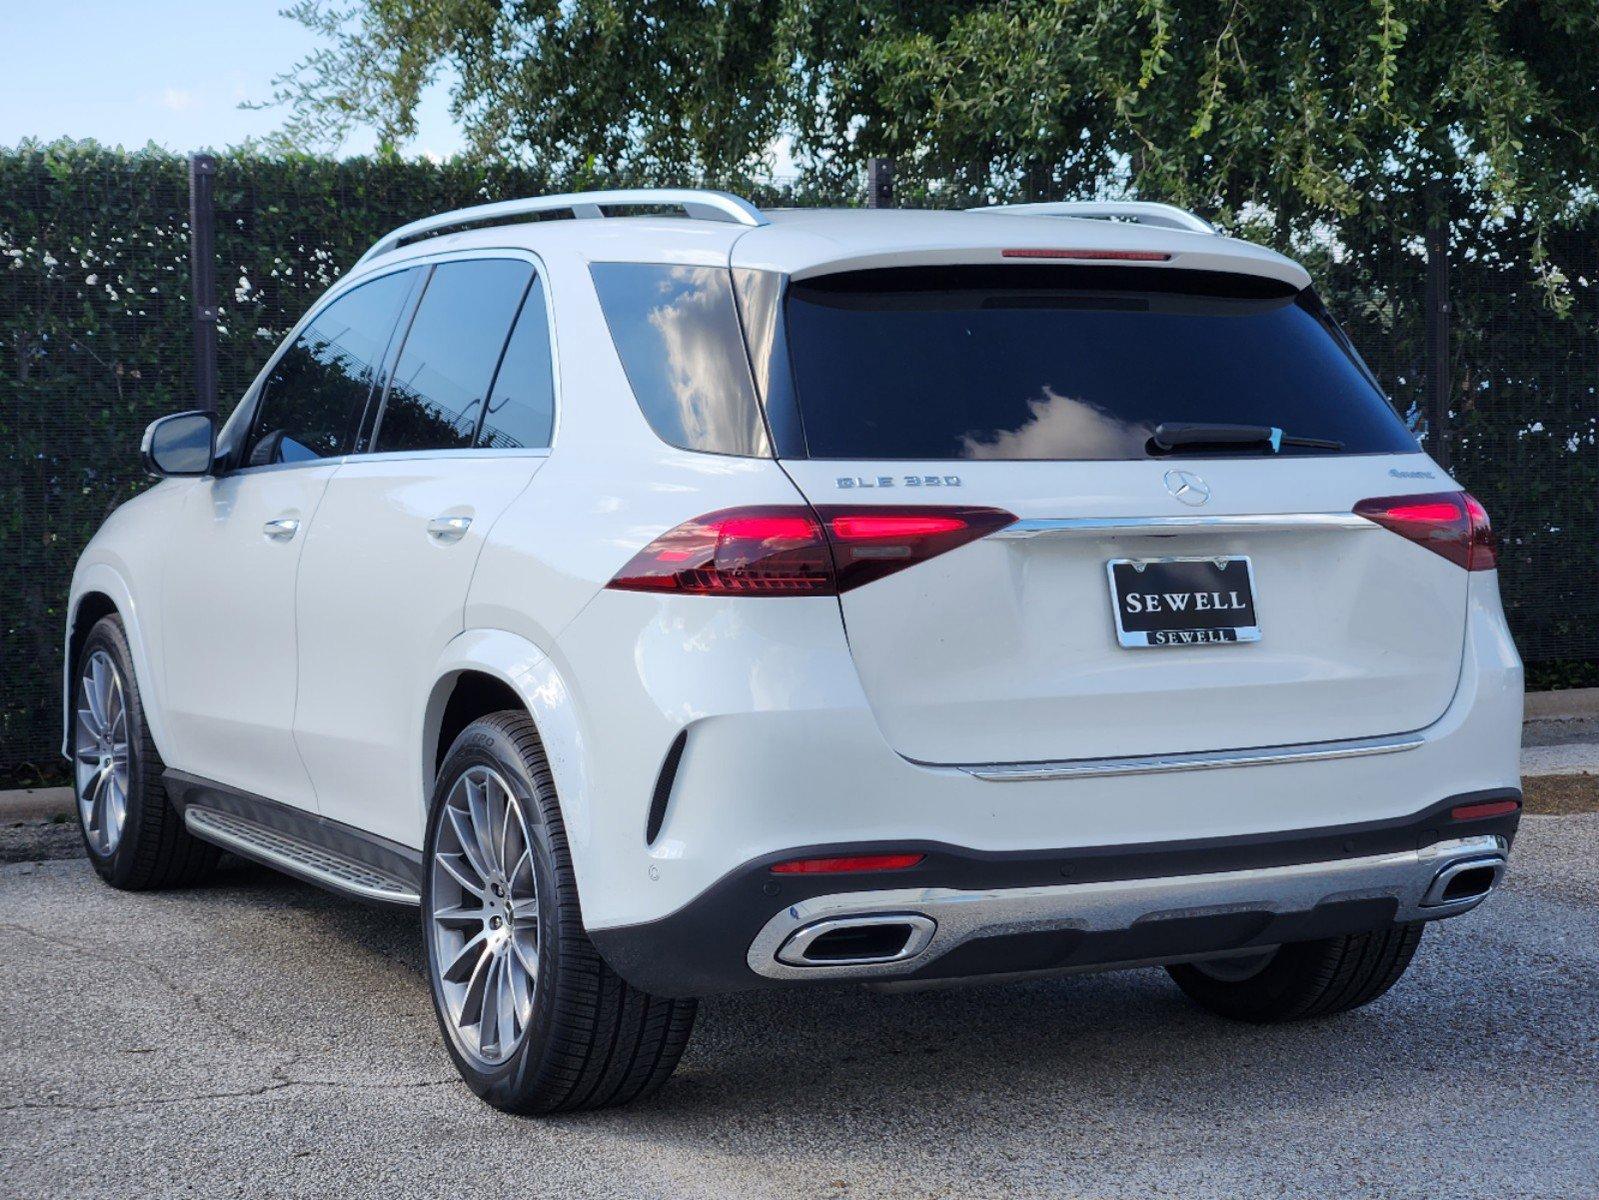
[951,732,1424,782]
[994,513,1377,538]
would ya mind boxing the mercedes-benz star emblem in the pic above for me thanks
[1163,469,1211,506]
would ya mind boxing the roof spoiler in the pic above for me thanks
[970,201,1218,236]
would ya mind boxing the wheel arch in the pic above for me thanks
[62,564,170,763]
[421,630,596,894]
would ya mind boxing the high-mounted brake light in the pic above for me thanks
[1002,248,1172,262]
[1353,491,1496,571]
[607,505,1016,595]
[770,853,925,875]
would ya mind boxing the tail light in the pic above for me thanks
[607,505,1016,595]
[1353,491,1496,571]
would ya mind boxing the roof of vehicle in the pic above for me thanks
[355,192,1312,290]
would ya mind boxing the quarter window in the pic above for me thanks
[374,259,534,453]
[590,263,769,457]
[248,270,414,465]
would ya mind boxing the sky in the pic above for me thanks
[0,1,465,157]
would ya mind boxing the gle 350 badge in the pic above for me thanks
[836,475,963,488]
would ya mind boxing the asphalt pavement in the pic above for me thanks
[1,801,1596,1198]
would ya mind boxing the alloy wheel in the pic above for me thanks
[74,649,129,856]
[429,765,541,1066]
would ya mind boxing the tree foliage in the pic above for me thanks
[263,0,791,185]
[265,0,1599,252]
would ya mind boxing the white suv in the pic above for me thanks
[65,190,1524,1113]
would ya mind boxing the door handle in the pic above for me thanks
[426,515,472,544]
[262,517,300,541]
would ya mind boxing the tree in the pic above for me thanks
[261,0,789,187]
[268,2,1597,245]
[787,3,1599,253]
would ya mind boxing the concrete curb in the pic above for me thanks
[0,787,73,822]
[1525,688,1599,721]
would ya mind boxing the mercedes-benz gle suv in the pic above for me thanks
[66,191,1522,1112]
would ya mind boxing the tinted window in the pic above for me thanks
[783,265,1417,460]
[478,277,556,449]
[591,263,768,457]
[374,259,533,453]
[249,270,413,464]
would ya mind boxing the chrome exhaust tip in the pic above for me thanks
[776,914,936,967]
[1422,855,1506,907]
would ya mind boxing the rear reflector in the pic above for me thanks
[607,505,1016,595]
[1353,490,1497,570]
[1002,247,1172,262]
[770,853,925,875]
[1450,799,1521,821]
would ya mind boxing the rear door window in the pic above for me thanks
[477,276,556,449]
[248,269,414,465]
[781,265,1417,460]
[373,258,533,453]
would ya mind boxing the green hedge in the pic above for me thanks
[2,142,1595,779]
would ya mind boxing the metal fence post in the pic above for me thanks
[188,152,219,414]
[1424,204,1451,469]
[866,157,895,209]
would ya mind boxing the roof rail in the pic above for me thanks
[355,188,769,267]
[971,200,1217,236]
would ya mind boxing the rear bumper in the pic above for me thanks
[588,793,1519,997]
[559,572,1521,934]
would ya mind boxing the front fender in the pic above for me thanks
[422,629,597,897]
[62,560,172,762]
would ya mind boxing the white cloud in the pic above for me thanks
[960,386,1134,460]
[160,87,197,112]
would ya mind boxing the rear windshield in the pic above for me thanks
[782,265,1416,460]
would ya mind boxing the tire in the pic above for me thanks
[71,614,219,889]
[422,711,697,1113]
[1166,923,1426,1023]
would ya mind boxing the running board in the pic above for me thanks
[185,805,420,906]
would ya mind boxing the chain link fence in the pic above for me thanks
[3,147,1595,779]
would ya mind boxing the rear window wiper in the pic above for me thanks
[1150,422,1345,454]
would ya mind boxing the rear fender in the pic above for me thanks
[422,629,596,893]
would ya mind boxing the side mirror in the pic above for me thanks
[141,410,217,478]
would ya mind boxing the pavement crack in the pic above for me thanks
[1,1077,460,1114]
[0,919,265,1046]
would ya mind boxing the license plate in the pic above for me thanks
[1107,556,1261,648]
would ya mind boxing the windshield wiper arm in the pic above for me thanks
[1150,422,1344,453]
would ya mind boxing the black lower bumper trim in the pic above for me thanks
[588,789,1520,998]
